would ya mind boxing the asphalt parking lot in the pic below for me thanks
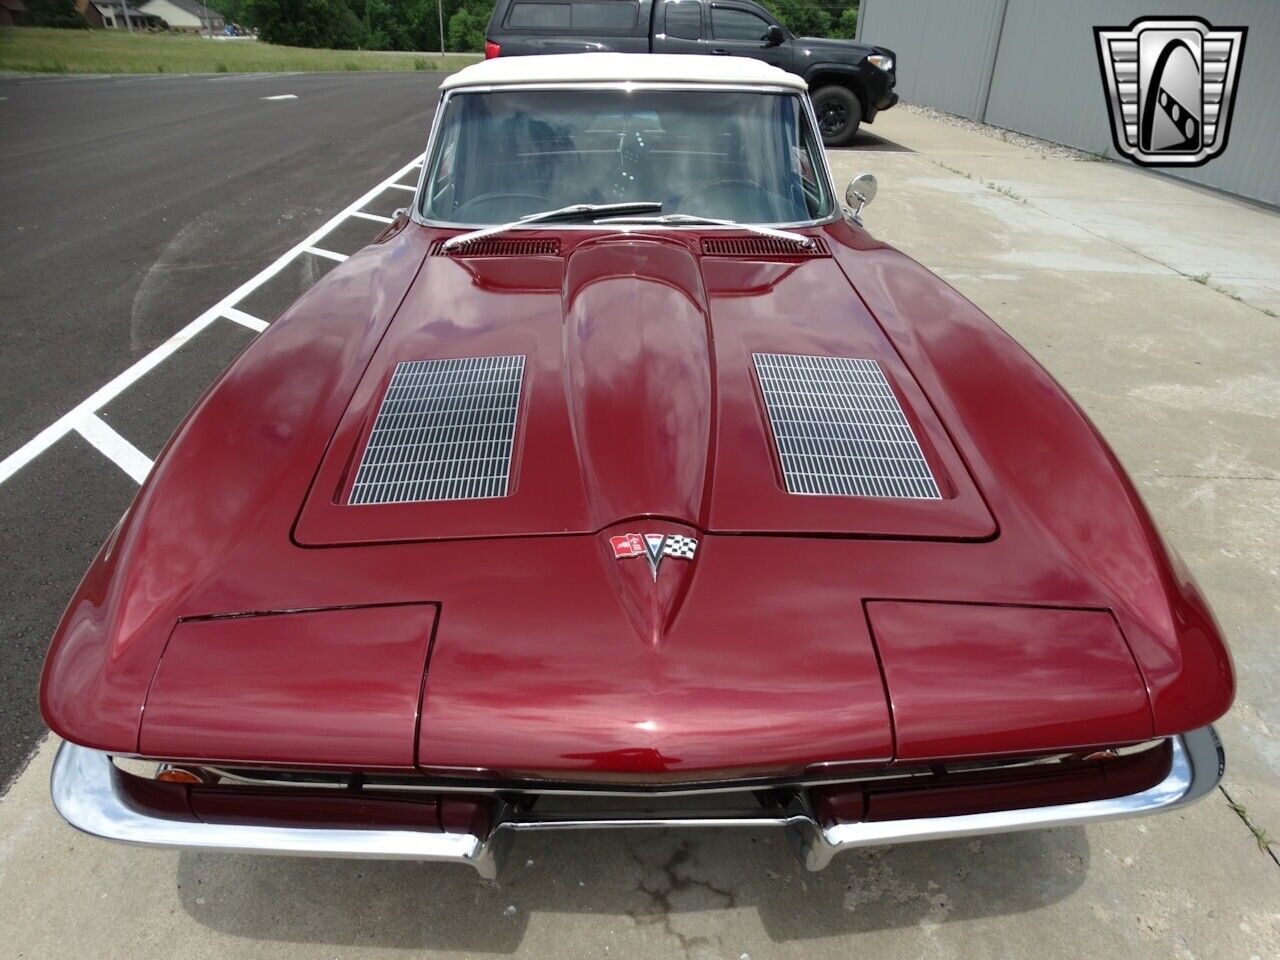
[1,75,1278,959]
[0,70,444,787]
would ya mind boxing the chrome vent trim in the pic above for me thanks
[701,236,829,258]
[348,355,525,505]
[430,237,560,257]
[753,353,942,499]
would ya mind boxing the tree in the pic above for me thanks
[235,0,486,52]
[205,0,242,22]
[403,0,446,52]
[759,0,829,39]
[447,4,486,52]
[241,0,366,48]
[216,0,849,54]
[759,0,857,39]
[358,0,413,50]
[832,5,858,39]
[27,0,88,28]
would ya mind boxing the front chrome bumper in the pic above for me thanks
[51,726,1224,879]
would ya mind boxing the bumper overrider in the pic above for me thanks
[51,727,1223,880]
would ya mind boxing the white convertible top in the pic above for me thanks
[440,52,808,92]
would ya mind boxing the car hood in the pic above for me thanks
[794,37,879,57]
[294,232,994,545]
[40,223,1233,772]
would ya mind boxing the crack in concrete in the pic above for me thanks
[1219,785,1280,870]
[1139,472,1280,483]
[628,835,739,957]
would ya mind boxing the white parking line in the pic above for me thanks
[388,183,417,192]
[221,307,269,332]
[0,154,424,487]
[350,211,394,224]
[75,415,153,485]
[261,94,298,101]
[303,246,348,262]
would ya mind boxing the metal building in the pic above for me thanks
[856,0,1278,205]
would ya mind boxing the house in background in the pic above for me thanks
[0,0,28,27]
[137,0,223,33]
[77,0,166,29]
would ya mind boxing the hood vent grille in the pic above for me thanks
[348,355,526,505]
[701,236,829,258]
[753,353,942,500]
[431,237,561,257]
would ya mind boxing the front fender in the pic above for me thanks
[803,61,895,116]
[39,227,434,754]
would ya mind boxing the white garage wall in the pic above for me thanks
[858,0,1008,120]
[858,0,1279,205]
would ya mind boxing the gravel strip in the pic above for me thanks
[900,101,1106,161]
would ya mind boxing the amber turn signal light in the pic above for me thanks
[156,766,205,784]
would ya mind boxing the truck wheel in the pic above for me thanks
[812,85,862,148]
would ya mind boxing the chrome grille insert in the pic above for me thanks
[348,355,525,505]
[753,353,942,499]
[430,237,560,257]
[701,236,830,258]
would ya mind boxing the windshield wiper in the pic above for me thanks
[442,202,663,251]
[592,213,814,248]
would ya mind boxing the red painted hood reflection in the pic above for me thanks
[294,233,993,545]
[39,223,1233,781]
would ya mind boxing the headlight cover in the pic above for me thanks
[867,54,894,72]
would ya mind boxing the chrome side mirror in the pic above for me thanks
[845,173,877,225]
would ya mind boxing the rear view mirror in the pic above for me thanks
[845,173,877,224]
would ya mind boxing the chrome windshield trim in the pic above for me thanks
[419,218,837,233]
[51,727,1222,879]
[410,85,842,232]
[440,81,812,95]
[593,214,814,246]
[443,201,664,251]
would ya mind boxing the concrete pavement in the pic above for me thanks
[1,105,1277,958]
[829,106,1280,857]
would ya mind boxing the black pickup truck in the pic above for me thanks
[483,0,897,146]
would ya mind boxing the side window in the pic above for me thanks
[664,0,702,40]
[506,3,572,28]
[423,112,462,219]
[573,1,638,28]
[506,0,638,31]
[794,122,827,216]
[710,6,770,41]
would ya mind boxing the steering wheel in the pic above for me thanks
[452,192,552,222]
[676,178,766,217]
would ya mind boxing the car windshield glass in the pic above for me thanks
[421,88,833,225]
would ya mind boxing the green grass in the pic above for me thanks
[0,27,481,75]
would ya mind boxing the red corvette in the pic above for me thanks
[43,55,1231,877]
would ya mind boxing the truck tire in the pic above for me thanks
[811,85,862,148]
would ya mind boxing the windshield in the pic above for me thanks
[420,88,834,226]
